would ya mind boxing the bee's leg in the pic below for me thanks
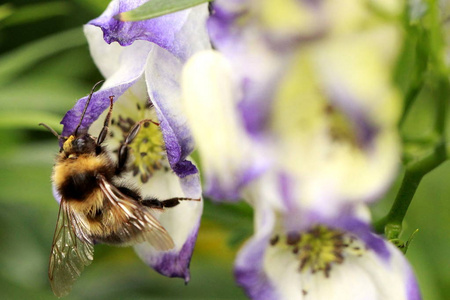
[116,119,160,174]
[141,197,200,209]
[97,96,115,145]
[117,186,142,200]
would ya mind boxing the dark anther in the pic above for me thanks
[324,264,331,278]
[269,235,279,246]
[286,232,301,245]
[310,227,322,238]
[132,166,139,176]
[140,173,149,183]
[299,256,310,271]
[126,117,135,126]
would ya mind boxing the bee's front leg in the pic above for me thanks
[116,119,160,174]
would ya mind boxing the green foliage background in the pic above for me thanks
[0,1,448,299]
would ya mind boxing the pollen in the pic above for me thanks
[128,119,166,183]
[112,101,167,183]
[63,135,75,153]
[270,225,365,279]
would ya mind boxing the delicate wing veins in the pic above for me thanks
[98,176,175,251]
[48,200,94,297]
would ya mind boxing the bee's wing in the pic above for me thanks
[98,176,175,251]
[48,200,94,298]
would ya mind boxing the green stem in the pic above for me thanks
[375,0,449,241]
[374,142,447,235]
[375,79,448,235]
[398,84,423,127]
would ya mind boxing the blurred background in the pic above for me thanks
[0,0,449,299]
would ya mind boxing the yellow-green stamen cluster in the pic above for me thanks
[112,104,167,183]
[325,104,359,148]
[271,225,361,278]
[129,120,166,183]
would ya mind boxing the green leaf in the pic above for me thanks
[0,111,62,131]
[116,0,211,22]
[0,4,14,22]
[73,0,111,15]
[0,2,71,28]
[0,27,86,85]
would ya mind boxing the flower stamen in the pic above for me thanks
[110,101,167,183]
[270,225,366,281]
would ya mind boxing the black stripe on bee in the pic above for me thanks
[60,171,98,201]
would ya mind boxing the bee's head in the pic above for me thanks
[62,134,97,157]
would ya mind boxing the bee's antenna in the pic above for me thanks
[39,123,61,139]
[74,80,104,136]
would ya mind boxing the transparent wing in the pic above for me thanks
[98,176,175,251]
[48,200,94,297]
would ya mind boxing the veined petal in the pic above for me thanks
[182,50,269,200]
[133,168,203,282]
[88,0,210,61]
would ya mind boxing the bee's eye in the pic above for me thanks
[95,145,102,155]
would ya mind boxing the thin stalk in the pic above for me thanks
[374,78,448,237]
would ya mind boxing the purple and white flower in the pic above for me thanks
[184,0,404,215]
[234,201,421,300]
[181,0,420,298]
[57,0,210,281]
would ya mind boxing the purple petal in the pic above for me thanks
[135,220,200,282]
[60,81,135,138]
[406,265,421,300]
[208,2,288,137]
[338,218,390,261]
[234,206,280,300]
[205,165,265,201]
[145,46,197,178]
[89,0,209,60]
[237,76,281,137]
[134,170,202,282]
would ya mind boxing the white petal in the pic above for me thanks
[263,237,420,300]
[182,50,268,200]
[83,25,155,87]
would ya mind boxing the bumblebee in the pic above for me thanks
[40,82,199,297]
